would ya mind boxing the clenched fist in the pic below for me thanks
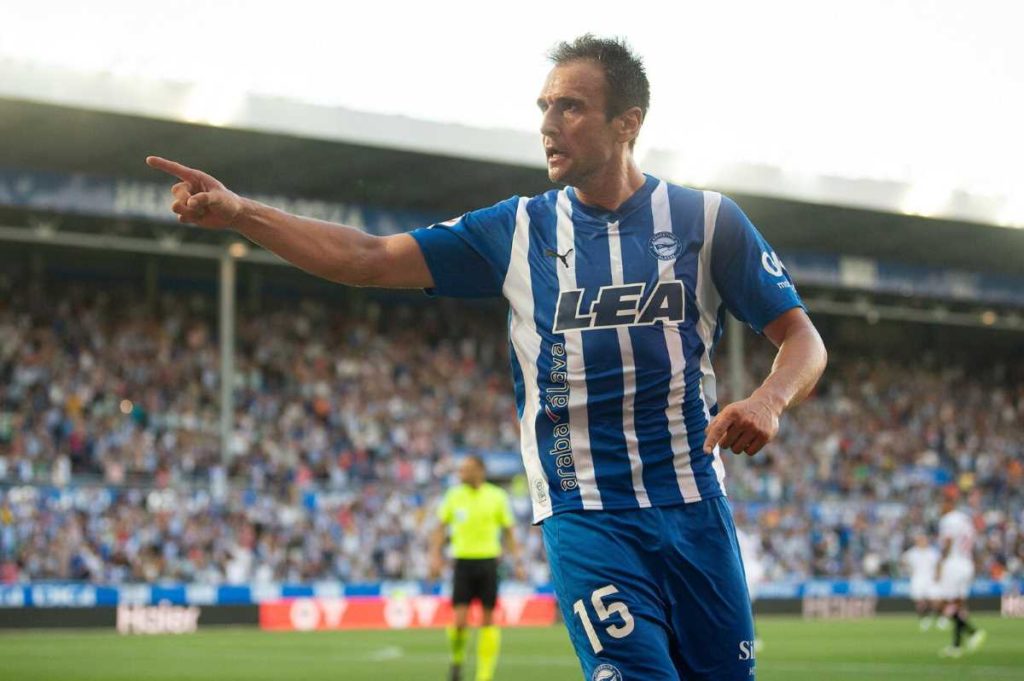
[703,393,782,456]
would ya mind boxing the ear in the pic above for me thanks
[617,106,644,145]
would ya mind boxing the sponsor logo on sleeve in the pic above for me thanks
[761,251,785,277]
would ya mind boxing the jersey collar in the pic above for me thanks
[566,173,659,223]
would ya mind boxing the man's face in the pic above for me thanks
[538,59,620,186]
[458,458,483,485]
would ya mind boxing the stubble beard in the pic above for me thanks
[549,159,595,190]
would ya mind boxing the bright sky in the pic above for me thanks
[3,0,1023,206]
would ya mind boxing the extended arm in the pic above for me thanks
[145,156,434,289]
[235,202,432,288]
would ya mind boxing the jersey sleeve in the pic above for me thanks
[408,196,519,298]
[710,196,806,334]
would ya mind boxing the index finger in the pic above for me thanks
[146,156,202,183]
[703,411,734,453]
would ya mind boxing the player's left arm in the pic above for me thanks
[704,307,827,456]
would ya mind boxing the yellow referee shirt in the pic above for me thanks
[437,483,514,559]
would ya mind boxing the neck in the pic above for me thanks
[573,155,646,213]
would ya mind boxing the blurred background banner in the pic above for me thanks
[2,579,1020,609]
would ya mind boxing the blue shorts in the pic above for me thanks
[542,497,755,681]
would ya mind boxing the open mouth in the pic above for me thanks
[545,147,568,163]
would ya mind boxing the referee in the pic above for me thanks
[430,455,525,681]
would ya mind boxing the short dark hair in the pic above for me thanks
[548,34,650,123]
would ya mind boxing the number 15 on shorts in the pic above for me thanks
[572,584,636,653]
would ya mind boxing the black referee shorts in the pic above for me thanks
[451,558,499,609]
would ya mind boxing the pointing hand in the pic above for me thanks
[146,156,244,229]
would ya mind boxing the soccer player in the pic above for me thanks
[900,531,940,630]
[147,34,827,680]
[429,455,524,681]
[735,521,765,651]
[935,495,986,657]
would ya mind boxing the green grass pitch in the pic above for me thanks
[2,615,1022,680]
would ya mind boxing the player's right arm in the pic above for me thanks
[145,156,433,289]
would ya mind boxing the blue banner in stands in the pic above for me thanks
[2,166,1024,305]
[0,166,436,236]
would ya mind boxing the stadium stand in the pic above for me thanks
[2,278,1021,586]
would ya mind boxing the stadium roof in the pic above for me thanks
[3,58,1022,228]
[1,60,1023,279]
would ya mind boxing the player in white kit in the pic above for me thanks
[735,525,765,652]
[935,496,986,657]
[900,532,939,630]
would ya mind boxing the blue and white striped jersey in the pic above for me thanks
[410,175,803,523]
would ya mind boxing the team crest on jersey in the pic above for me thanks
[648,232,682,261]
[532,479,549,504]
[592,664,623,681]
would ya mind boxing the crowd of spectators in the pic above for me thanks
[725,344,1024,583]
[1,280,1022,586]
